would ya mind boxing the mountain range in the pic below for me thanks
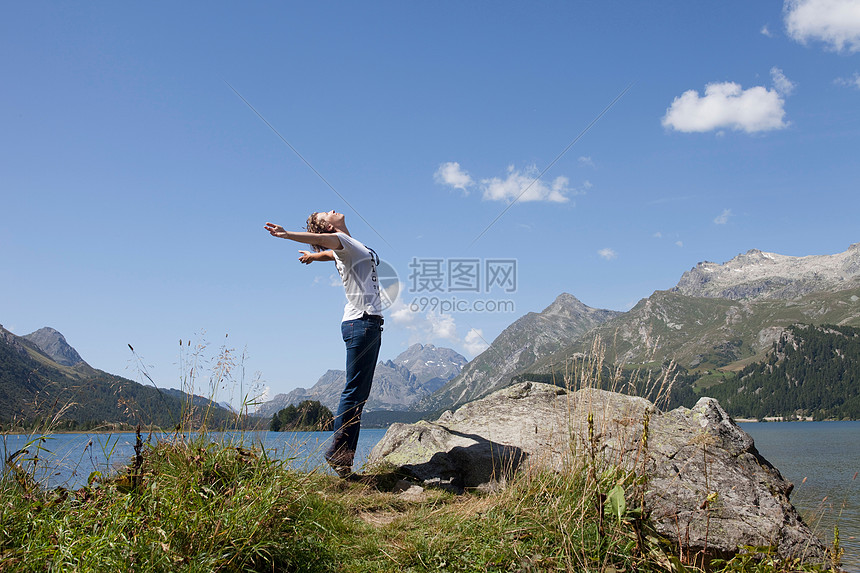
[255,343,467,417]
[419,242,860,415]
[5,242,859,426]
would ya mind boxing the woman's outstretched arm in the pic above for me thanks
[298,250,334,264]
[264,222,342,250]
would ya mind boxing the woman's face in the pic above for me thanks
[316,210,344,231]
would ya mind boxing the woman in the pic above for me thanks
[264,211,383,478]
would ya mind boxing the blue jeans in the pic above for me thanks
[325,316,382,468]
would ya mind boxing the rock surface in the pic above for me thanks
[23,326,86,367]
[418,293,622,412]
[673,242,860,301]
[369,381,826,563]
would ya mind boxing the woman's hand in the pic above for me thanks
[299,250,335,264]
[264,223,341,250]
[298,250,315,264]
[264,222,287,238]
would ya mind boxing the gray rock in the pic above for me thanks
[369,381,826,563]
[392,479,426,501]
[672,243,860,301]
[23,327,86,367]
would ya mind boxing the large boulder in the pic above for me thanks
[369,381,826,563]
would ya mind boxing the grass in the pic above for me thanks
[0,427,666,572]
[691,370,736,392]
[3,431,337,571]
[0,337,838,572]
[2,428,836,572]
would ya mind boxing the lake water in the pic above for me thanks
[3,422,858,570]
[0,428,390,489]
[740,421,860,571]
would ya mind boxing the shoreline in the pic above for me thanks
[6,418,857,435]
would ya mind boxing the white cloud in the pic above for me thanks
[390,306,417,327]
[434,162,474,192]
[714,208,733,225]
[342,288,493,356]
[835,72,860,88]
[481,165,572,203]
[662,82,788,133]
[761,24,774,37]
[770,67,797,96]
[389,296,460,343]
[426,311,458,341]
[464,328,490,356]
[653,231,663,238]
[578,155,595,167]
[389,289,417,326]
[436,162,582,204]
[598,248,617,260]
[314,274,342,287]
[785,0,860,52]
[675,240,684,247]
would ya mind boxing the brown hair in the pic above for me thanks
[305,212,334,252]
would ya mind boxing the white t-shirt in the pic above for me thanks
[332,232,383,321]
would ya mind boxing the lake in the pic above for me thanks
[0,428,390,490]
[740,421,860,570]
[3,422,858,570]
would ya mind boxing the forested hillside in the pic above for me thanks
[706,324,860,420]
[0,326,233,430]
[269,400,333,431]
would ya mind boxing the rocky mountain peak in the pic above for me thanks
[23,327,86,367]
[256,344,468,416]
[419,293,622,412]
[542,293,588,317]
[392,343,467,385]
[672,242,860,301]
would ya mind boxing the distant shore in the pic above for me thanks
[734,417,839,423]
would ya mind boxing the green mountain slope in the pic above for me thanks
[535,285,860,375]
[706,324,860,420]
[0,326,232,430]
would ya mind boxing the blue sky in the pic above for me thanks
[2,1,859,407]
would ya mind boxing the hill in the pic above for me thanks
[526,244,860,373]
[0,325,233,430]
[705,323,860,420]
[415,293,622,413]
[536,285,860,374]
[22,327,88,368]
